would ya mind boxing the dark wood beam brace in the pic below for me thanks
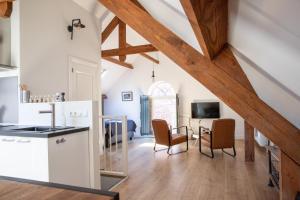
[102,16,119,44]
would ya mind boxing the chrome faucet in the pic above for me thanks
[39,103,56,129]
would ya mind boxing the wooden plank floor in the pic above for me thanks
[112,138,278,200]
[0,180,114,200]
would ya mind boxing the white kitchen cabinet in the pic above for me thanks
[0,136,20,177]
[0,131,90,188]
[0,136,43,180]
[48,131,90,188]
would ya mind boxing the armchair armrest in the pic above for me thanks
[172,126,188,136]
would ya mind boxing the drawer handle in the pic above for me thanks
[56,138,66,144]
[2,138,15,142]
[17,140,31,143]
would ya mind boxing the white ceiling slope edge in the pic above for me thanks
[73,0,300,128]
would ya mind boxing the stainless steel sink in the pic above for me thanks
[12,126,74,133]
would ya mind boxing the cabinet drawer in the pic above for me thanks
[0,136,47,180]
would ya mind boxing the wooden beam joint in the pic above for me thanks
[0,0,13,18]
[180,0,228,59]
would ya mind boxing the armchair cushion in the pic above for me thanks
[171,134,187,146]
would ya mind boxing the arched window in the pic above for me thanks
[148,81,177,130]
[148,81,176,97]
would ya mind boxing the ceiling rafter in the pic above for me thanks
[99,0,300,165]
[101,16,119,44]
[101,16,132,69]
[101,5,158,69]
[102,44,157,57]
[103,57,133,69]
[126,43,159,64]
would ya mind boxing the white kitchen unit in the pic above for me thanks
[0,130,90,188]
[18,101,101,189]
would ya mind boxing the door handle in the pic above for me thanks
[56,138,66,144]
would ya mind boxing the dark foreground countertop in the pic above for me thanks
[0,125,89,138]
[0,176,119,200]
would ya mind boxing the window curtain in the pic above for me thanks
[140,95,151,135]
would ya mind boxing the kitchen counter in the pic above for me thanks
[0,125,89,138]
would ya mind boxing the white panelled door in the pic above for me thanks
[69,57,100,101]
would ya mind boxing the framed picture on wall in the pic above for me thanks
[122,91,133,101]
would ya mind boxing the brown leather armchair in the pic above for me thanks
[152,119,188,155]
[199,119,236,158]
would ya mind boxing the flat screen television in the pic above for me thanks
[191,102,220,119]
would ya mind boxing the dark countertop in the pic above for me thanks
[0,125,89,138]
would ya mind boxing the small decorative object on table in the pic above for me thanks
[122,91,133,101]
[55,92,66,102]
[20,84,30,103]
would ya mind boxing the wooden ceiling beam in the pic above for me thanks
[103,57,133,69]
[102,44,157,57]
[180,0,228,60]
[130,0,149,14]
[140,52,159,64]
[214,47,257,162]
[126,43,159,64]
[0,0,13,18]
[99,0,300,165]
[181,0,257,162]
[119,20,127,62]
[101,16,119,44]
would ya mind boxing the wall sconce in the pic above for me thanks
[67,19,86,40]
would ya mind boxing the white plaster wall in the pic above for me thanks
[19,0,101,99]
[0,19,11,66]
[0,77,19,123]
[104,53,245,139]
[11,0,20,68]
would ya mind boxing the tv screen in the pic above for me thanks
[191,102,220,119]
